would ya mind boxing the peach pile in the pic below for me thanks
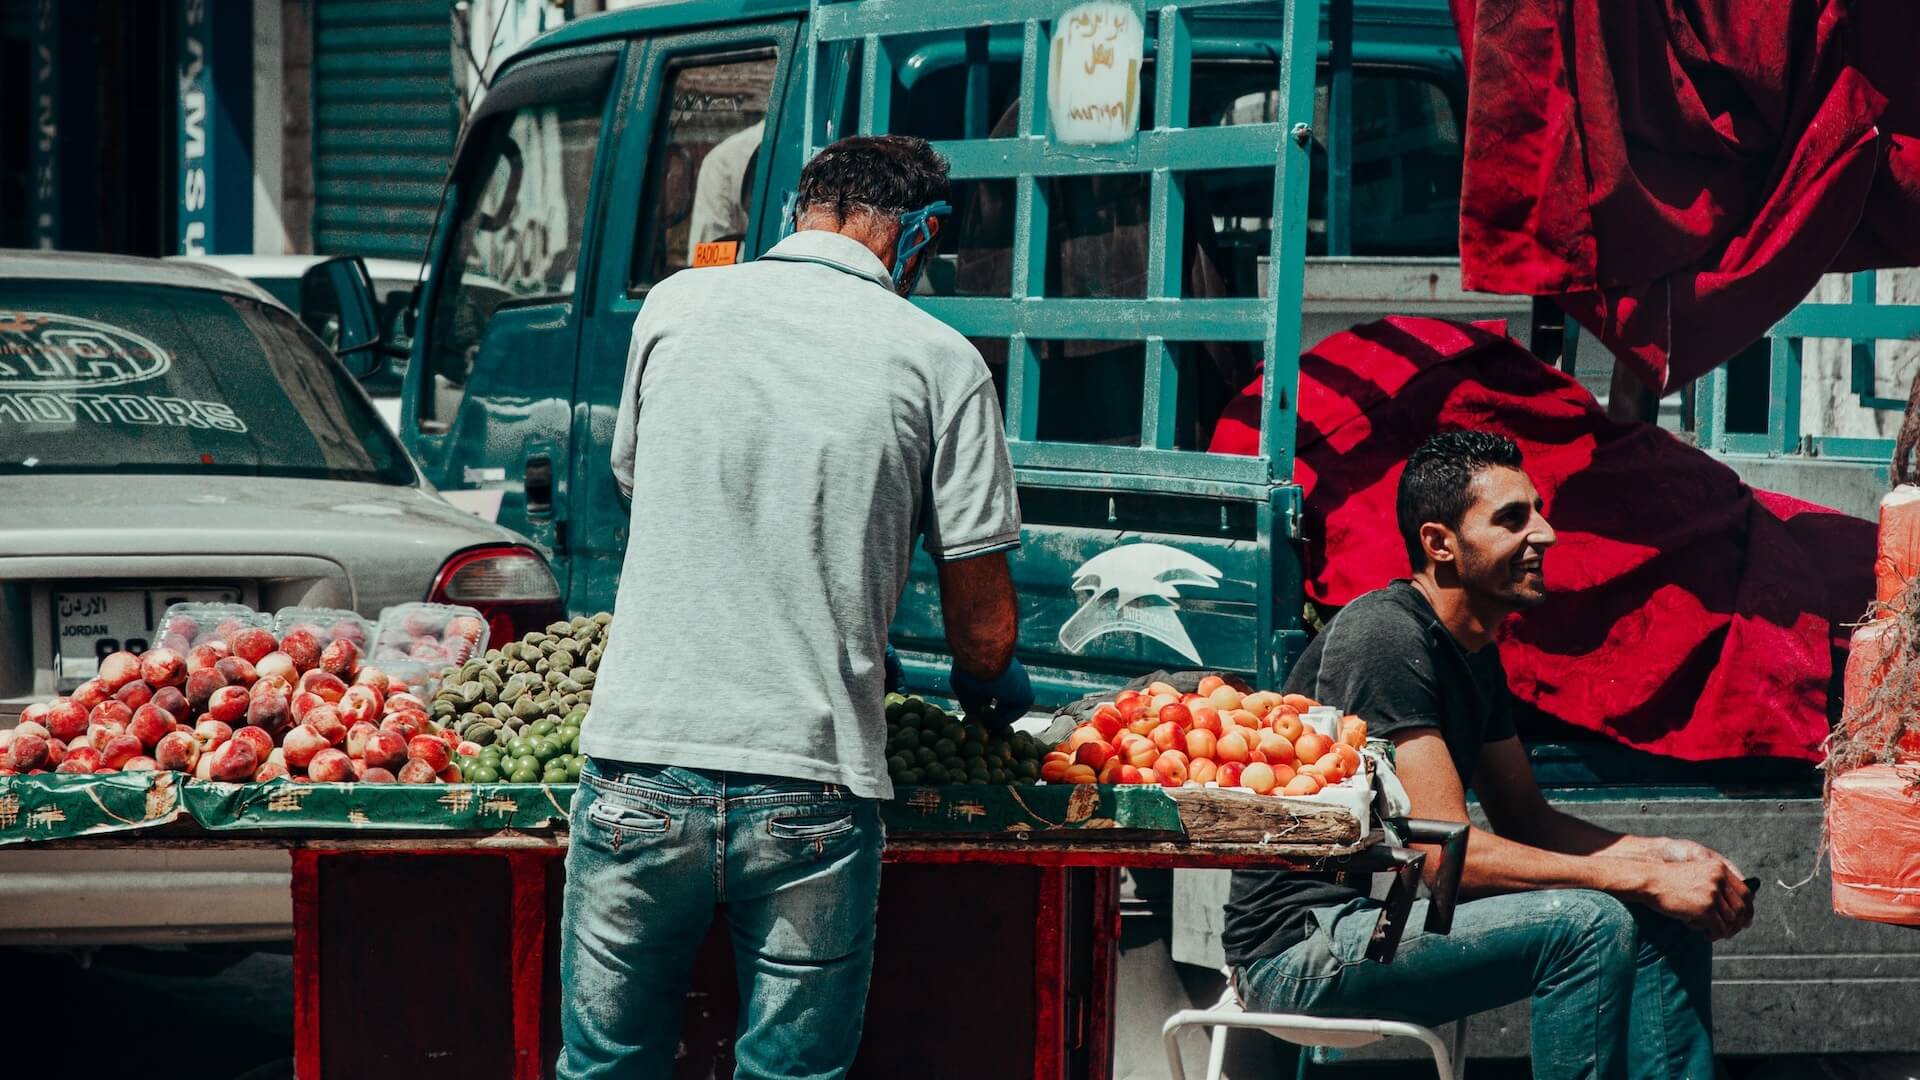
[1040,676,1368,796]
[2,635,471,786]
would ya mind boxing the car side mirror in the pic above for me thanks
[300,256,383,379]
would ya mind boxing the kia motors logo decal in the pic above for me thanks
[0,311,172,390]
[1058,543,1223,664]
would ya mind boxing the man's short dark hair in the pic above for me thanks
[793,135,951,223]
[1397,431,1525,568]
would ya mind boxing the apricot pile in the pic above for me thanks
[1042,676,1368,796]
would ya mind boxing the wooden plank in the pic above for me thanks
[1165,786,1360,844]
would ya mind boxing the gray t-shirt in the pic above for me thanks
[583,230,1021,798]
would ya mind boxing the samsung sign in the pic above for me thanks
[178,0,210,253]
[176,0,251,256]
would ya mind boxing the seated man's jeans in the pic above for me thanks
[1236,889,1713,1080]
[557,758,885,1080]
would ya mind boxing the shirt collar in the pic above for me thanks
[760,230,894,291]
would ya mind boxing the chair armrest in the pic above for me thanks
[1391,817,1469,935]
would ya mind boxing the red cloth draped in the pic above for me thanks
[1448,0,1920,391]
[1211,317,1872,761]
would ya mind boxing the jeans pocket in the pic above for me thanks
[766,809,857,842]
[763,800,872,861]
[581,785,672,852]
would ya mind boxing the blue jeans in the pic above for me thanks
[557,758,885,1080]
[1236,889,1713,1080]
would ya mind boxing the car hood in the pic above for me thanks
[0,474,526,558]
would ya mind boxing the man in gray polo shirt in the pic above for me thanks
[558,135,1030,1079]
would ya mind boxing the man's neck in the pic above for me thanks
[793,210,897,271]
[1407,570,1501,652]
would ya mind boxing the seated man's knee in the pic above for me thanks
[1543,889,1638,960]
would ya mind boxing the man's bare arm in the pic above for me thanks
[1471,738,1739,865]
[1471,736,1630,853]
[1394,730,1752,938]
[935,552,1018,679]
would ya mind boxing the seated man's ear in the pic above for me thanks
[1420,521,1456,566]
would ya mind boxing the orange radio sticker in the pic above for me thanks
[692,241,740,268]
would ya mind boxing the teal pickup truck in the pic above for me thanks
[362,0,1919,1066]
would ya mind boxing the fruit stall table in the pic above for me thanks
[1,774,1463,1080]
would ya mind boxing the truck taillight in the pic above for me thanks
[428,545,567,644]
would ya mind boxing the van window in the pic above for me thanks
[631,53,779,290]
[421,83,609,426]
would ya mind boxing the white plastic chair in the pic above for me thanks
[1161,974,1466,1080]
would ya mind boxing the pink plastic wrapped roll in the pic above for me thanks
[1830,763,1920,926]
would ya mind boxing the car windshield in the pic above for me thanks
[0,281,414,484]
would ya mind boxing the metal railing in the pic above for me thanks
[804,0,1321,492]
[1691,269,1920,464]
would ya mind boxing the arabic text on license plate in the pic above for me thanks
[55,588,239,686]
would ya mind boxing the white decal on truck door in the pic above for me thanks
[1059,543,1221,664]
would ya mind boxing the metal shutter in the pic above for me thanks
[311,0,456,262]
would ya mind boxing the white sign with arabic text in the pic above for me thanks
[1048,3,1144,146]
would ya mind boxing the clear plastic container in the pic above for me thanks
[370,602,490,668]
[154,602,271,652]
[377,659,441,699]
[1302,706,1342,739]
[272,606,374,648]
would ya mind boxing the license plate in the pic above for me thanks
[54,587,241,688]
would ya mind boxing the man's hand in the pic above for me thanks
[949,657,1033,732]
[1638,858,1755,941]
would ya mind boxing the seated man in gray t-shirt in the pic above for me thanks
[1225,432,1752,1080]
[559,135,1030,1078]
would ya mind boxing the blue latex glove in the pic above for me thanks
[883,644,906,694]
[949,657,1033,732]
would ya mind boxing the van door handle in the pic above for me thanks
[525,455,554,517]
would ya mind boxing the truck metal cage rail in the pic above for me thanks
[805,0,1326,690]
[803,0,1317,490]
[1691,268,1920,469]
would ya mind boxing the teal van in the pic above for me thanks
[368,0,1920,1061]
[393,0,1472,700]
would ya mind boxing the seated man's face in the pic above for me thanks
[1454,465,1556,610]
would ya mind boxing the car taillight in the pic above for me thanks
[428,545,567,644]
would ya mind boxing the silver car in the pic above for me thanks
[0,251,563,944]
